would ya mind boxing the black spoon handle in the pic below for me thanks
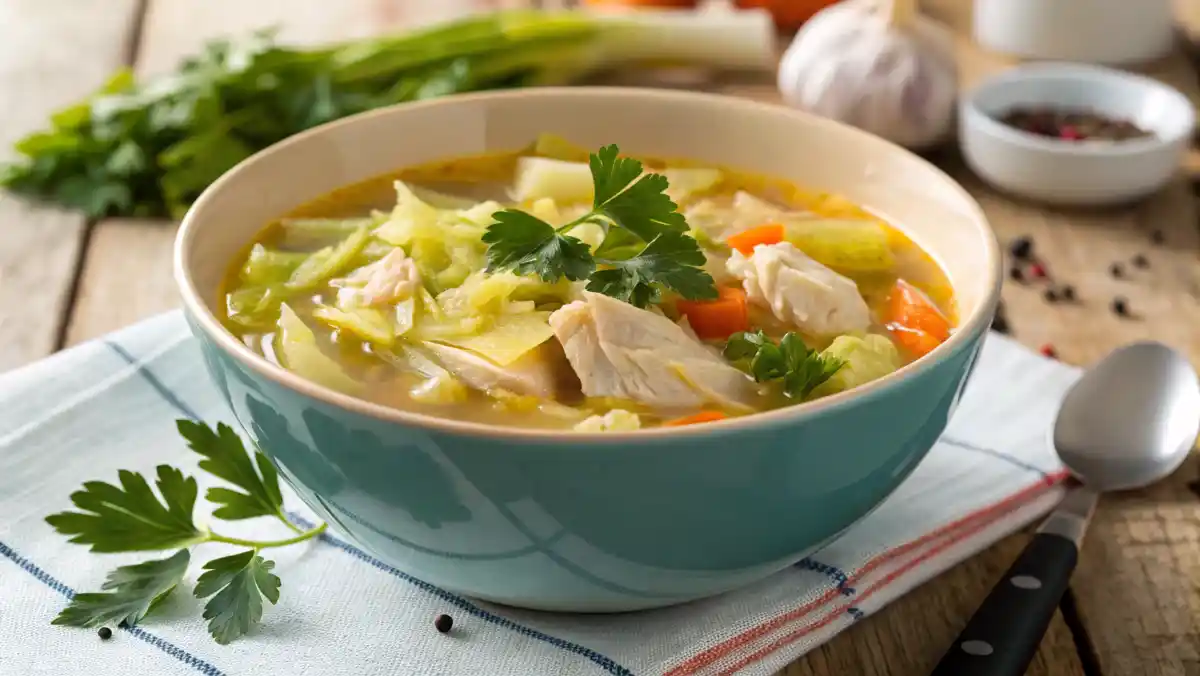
[929,531,1078,676]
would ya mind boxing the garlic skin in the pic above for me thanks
[776,0,959,150]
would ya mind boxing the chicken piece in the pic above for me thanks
[422,340,577,399]
[331,248,421,308]
[549,292,756,410]
[726,242,870,337]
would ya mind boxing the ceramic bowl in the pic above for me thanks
[972,0,1174,66]
[174,87,1000,612]
[959,63,1195,207]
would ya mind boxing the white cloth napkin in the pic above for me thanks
[0,311,1078,676]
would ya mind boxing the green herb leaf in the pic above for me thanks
[195,550,282,644]
[588,233,716,308]
[177,420,283,521]
[52,550,191,629]
[591,144,687,242]
[724,331,844,399]
[45,466,205,553]
[589,144,644,206]
[484,143,716,306]
[0,13,603,218]
[482,210,595,282]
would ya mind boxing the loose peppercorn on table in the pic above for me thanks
[1,0,1198,674]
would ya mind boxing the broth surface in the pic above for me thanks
[220,139,955,431]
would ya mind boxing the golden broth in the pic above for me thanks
[219,148,956,430]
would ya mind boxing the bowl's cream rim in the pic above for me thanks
[961,61,1197,157]
[175,86,1001,444]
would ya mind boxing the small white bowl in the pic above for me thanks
[959,63,1195,206]
[973,0,1174,66]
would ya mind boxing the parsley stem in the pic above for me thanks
[555,212,599,234]
[275,509,307,535]
[206,523,327,549]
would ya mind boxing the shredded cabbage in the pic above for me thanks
[277,217,379,249]
[286,224,371,290]
[811,334,902,397]
[372,181,489,294]
[393,297,417,337]
[391,345,468,405]
[312,305,394,346]
[433,312,555,366]
[226,285,286,330]
[574,410,642,432]
[239,245,308,286]
[276,304,360,394]
[663,168,723,204]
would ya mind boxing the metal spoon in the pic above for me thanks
[930,341,1200,676]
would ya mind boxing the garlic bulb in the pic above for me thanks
[776,0,958,149]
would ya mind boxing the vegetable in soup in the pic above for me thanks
[220,136,956,431]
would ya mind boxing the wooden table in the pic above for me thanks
[2,1,1197,674]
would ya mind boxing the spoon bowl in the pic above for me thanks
[1054,341,1200,491]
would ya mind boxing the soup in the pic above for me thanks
[219,135,956,431]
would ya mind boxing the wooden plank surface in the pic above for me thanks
[0,0,143,371]
[65,0,503,344]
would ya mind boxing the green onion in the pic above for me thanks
[0,10,773,220]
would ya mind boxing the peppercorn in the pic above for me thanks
[1043,288,1058,303]
[434,614,453,634]
[1009,266,1024,282]
[1060,284,1076,302]
[1150,229,1165,244]
[1109,262,1123,279]
[1039,344,1057,359]
[1111,297,1129,317]
[1030,263,1046,279]
[1132,253,1149,269]
[98,627,112,640]
[1009,236,1033,260]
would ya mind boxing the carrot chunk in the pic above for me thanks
[676,286,749,340]
[884,279,951,358]
[725,223,784,255]
[664,410,728,426]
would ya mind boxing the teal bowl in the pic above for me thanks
[175,88,1001,612]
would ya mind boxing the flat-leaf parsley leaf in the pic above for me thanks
[195,549,282,645]
[483,144,716,307]
[178,420,284,521]
[52,549,191,629]
[481,211,595,283]
[587,232,715,307]
[45,465,205,553]
[47,420,328,644]
[724,330,844,399]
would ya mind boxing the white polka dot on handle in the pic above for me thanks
[961,640,994,656]
[1011,575,1043,590]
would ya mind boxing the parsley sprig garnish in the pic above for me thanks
[482,144,717,308]
[45,421,326,644]
[724,330,845,399]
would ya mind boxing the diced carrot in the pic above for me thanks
[664,410,728,427]
[675,286,749,340]
[884,279,952,358]
[726,223,785,255]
